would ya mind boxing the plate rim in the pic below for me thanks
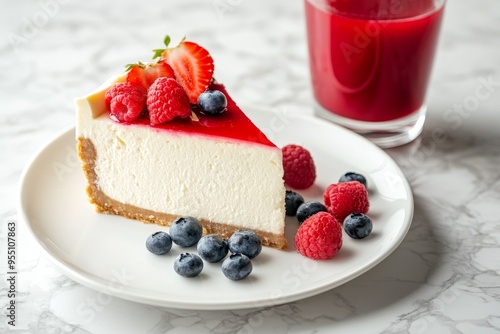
[17,107,414,310]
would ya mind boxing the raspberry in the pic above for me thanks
[282,144,316,189]
[323,181,369,222]
[104,83,146,122]
[295,212,342,260]
[146,77,192,125]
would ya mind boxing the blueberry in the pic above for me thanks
[145,231,172,255]
[228,230,262,259]
[339,172,367,188]
[343,213,373,239]
[221,254,253,281]
[174,253,204,277]
[197,234,229,263]
[197,90,227,115]
[285,190,304,216]
[296,201,327,223]
[169,216,203,247]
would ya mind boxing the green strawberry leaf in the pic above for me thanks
[124,61,146,71]
[152,35,186,59]
[164,35,171,47]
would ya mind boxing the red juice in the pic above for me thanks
[305,0,444,122]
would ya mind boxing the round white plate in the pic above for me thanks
[18,107,413,310]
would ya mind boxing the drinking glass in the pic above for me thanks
[305,0,445,147]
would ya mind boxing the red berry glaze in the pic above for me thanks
[126,60,176,91]
[104,83,146,122]
[147,77,192,125]
[295,212,342,260]
[323,181,369,222]
[282,144,316,189]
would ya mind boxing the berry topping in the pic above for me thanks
[221,253,253,281]
[228,230,262,259]
[197,90,227,115]
[324,181,369,222]
[343,213,373,239]
[296,200,327,223]
[285,190,305,216]
[104,83,146,122]
[174,253,204,277]
[197,234,229,263]
[282,144,316,189]
[145,231,172,255]
[156,36,214,104]
[126,60,176,91]
[339,172,367,188]
[146,77,192,125]
[169,216,203,247]
[295,212,342,260]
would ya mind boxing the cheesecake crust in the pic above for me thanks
[77,137,288,250]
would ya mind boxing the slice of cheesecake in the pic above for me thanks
[76,56,287,249]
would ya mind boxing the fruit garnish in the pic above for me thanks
[197,90,227,115]
[146,77,192,125]
[168,216,203,247]
[197,234,229,263]
[282,144,317,189]
[339,171,367,188]
[228,230,262,259]
[126,60,175,91]
[104,83,146,122]
[174,253,204,278]
[285,190,305,216]
[222,254,253,281]
[323,181,369,222]
[153,35,214,104]
[296,200,327,224]
[146,231,172,255]
[343,213,373,239]
[295,212,342,260]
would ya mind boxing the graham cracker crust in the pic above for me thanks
[77,137,288,250]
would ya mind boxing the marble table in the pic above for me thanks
[2,0,500,332]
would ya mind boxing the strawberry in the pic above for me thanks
[126,60,175,91]
[153,36,214,104]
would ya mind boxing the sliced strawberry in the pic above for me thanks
[160,40,214,104]
[126,60,175,91]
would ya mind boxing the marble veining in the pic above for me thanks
[1,0,500,333]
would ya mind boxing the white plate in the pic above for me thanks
[18,107,413,310]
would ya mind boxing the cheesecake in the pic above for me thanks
[76,36,287,250]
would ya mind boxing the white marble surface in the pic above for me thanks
[2,0,500,333]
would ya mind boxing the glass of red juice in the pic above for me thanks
[305,0,445,147]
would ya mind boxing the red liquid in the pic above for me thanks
[305,0,444,122]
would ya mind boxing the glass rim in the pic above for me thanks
[306,0,446,22]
